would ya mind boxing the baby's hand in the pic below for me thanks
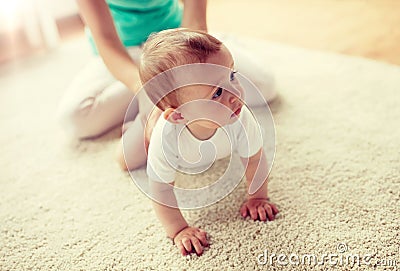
[173,226,208,256]
[240,198,279,221]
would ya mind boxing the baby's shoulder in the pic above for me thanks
[148,116,181,154]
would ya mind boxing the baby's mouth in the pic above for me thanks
[231,107,242,118]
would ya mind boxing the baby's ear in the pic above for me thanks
[163,108,185,124]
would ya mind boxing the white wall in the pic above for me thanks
[0,0,79,47]
[0,0,79,32]
[43,0,79,19]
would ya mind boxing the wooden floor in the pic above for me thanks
[208,0,400,66]
[1,0,399,66]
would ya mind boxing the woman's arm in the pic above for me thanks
[181,0,208,32]
[76,0,141,93]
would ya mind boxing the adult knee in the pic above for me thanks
[242,70,277,107]
[57,97,102,139]
[254,70,277,104]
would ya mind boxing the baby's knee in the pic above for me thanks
[115,140,146,171]
[117,120,147,171]
[115,143,129,171]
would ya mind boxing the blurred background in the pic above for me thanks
[0,0,399,65]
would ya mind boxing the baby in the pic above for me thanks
[123,29,279,256]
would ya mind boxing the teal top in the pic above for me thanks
[88,0,182,53]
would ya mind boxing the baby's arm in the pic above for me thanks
[149,181,208,255]
[240,148,279,221]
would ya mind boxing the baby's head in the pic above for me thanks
[140,28,243,127]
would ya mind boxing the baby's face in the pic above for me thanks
[177,45,244,129]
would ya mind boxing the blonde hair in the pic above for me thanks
[139,28,223,110]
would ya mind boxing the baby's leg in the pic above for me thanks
[116,113,148,171]
[218,35,277,106]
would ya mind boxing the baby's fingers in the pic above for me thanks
[270,203,279,215]
[249,207,259,220]
[240,204,249,218]
[181,237,192,254]
[264,204,275,221]
[195,230,208,247]
[257,206,267,221]
[191,237,204,255]
[176,241,187,256]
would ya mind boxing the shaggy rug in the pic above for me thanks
[0,36,399,271]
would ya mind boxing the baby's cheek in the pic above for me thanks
[204,106,232,124]
[234,82,245,102]
[180,100,233,125]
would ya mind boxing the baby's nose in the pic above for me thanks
[229,94,238,104]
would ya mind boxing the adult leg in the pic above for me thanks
[57,47,142,139]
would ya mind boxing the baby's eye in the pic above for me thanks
[212,87,223,99]
[230,70,237,81]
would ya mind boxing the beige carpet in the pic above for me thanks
[0,37,399,270]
